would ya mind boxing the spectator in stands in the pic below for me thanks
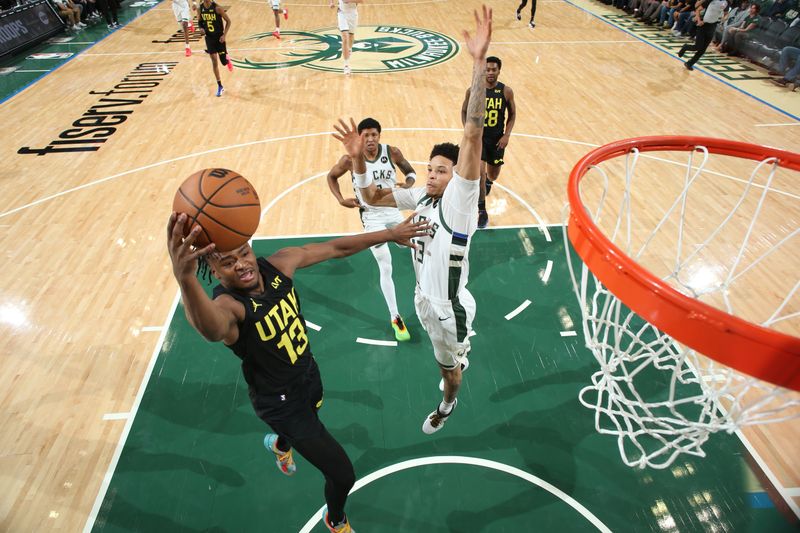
[673,0,703,35]
[713,0,750,46]
[718,3,760,54]
[95,0,119,28]
[54,0,85,30]
[637,0,665,23]
[764,0,794,19]
[770,45,800,85]
[657,0,683,28]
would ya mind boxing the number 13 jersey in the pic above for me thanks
[391,171,479,300]
[213,258,313,394]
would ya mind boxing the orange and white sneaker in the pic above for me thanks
[273,29,281,39]
[264,433,296,476]
[282,7,288,20]
[323,510,354,533]
[188,20,195,32]
[391,315,410,341]
[185,46,192,57]
[226,59,234,72]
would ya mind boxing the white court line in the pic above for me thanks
[141,326,163,332]
[12,127,794,218]
[84,292,181,533]
[785,487,800,497]
[493,182,552,242]
[356,338,397,347]
[505,300,531,321]
[754,122,800,128]
[542,260,553,283]
[560,331,578,337]
[82,46,321,56]
[736,428,800,517]
[102,412,130,421]
[492,40,640,45]
[16,69,51,73]
[298,456,612,533]
[305,320,321,331]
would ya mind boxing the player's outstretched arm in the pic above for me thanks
[455,5,492,182]
[327,156,361,208]
[268,214,430,277]
[389,146,417,188]
[332,117,398,207]
[167,212,241,343]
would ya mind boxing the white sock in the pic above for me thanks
[439,399,455,415]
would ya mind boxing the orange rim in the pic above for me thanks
[567,136,800,391]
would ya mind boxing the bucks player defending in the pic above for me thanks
[329,0,361,75]
[327,117,417,342]
[333,4,492,434]
[461,55,516,228]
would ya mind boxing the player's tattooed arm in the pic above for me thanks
[389,146,416,188]
[456,5,492,182]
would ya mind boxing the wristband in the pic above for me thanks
[405,172,416,182]
[353,171,370,188]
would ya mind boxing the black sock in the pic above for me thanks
[478,200,486,210]
[217,80,223,88]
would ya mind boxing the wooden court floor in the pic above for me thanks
[0,0,798,531]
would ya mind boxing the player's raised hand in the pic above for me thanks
[332,118,364,160]
[463,4,492,62]
[167,212,216,281]
[388,213,431,249]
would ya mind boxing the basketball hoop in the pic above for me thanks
[564,136,800,469]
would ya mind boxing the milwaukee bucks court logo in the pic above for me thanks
[232,26,459,73]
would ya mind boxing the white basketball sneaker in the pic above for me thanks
[422,398,457,435]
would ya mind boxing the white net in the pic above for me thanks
[564,143,800,469]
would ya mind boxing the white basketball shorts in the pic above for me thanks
[172,0,190,23]
[337,9,358,32]
[415,288,475,369]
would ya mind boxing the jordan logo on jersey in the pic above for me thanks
[251,299,263,312]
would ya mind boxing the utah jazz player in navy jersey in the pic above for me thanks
[197,0,232,96]
[460,55,516,228]
[167,212,429,532]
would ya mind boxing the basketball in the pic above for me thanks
[172,168,261,252]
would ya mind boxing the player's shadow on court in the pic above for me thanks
[325,388,385,410]
[94,492,229,533]
[487,365,595,403]
[352,401,582,491]
[115,445,246,487]
[140,375,261,436]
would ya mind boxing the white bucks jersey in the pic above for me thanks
[391,171,480,300]
[353,144,402,223]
